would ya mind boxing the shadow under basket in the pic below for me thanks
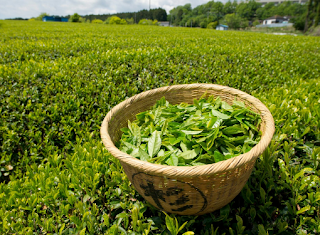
[100,84,275,215]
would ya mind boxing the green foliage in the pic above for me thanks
[302,0,320,32]
[79,17,86,23]
[224,13,242,29]
[35,12,49,21]
[164,212,194,235]
[120,19,127,25]
[109,16,121,25]
[169,0,307,29]
[126,18,134,24]
[253,20,260,27]
[0,21,320,234]
[224,0,238,15]
[240,20,249,29]
[291,14,307,31]
[82,8,167,25]
[308,25,320,36]
[256,1,307,21]
[236,0,261,20]
[207,21,218,29]
[118,96,261,166]
[138,19,159,25]
[105,17,128,25]
[91,19,103,24]
[69,13,81,23]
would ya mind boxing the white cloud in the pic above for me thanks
[0,0,212,19]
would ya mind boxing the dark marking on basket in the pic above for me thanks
[132,172,208,214]
[169,194,190,206]
[140,180,166,210]
[166,187,184,196]
[172,205,194,212]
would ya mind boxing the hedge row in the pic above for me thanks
[0,21,319,234]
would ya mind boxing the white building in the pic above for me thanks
[216,25,229,30]
[263,16,291,25]
[256,0,307,6]
[158,21,170,27]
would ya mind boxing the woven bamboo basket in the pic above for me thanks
[100,84,274,215]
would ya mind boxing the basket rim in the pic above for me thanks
[100,83,275,178]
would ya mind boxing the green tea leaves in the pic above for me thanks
[179,150,198,160]
[148,131,162,157]
[213,151,225,162]
[166,155,179,166]
[212,109,230,120]
[181,130,203,135]
[222,125,243,135]
[119,96,261,166]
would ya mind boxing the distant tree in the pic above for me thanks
[224,13,242,29]
[256,2,275,20]
[120,19,127,25]
[138,19,158,25]
[6,17,28,20]
[86,19,91,23]
[176,8,184,24]
[152,8,167,21]
[109,16,121,24]
[137,10,150,21]
[252,19,260,26]
[315,1,320,26]
[126,18,134,24]
[240,19,249,28]
[79,17,86,23]
[224,1,237,14]
[236,0,261,20]
[207,21,218,29]
[69,13,81,22]
[304,0,320,32]
[28,18,36,21]
[35,12,49,21]
[304,0,313,32]
[139,19,151,25]
[292,14,307,30]
[194,15,207,27]
[92,19,103,24]
[183,3,192,12]
[104,17,112,24]
[211,2,225,22]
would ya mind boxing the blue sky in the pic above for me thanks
[0,0,213,19]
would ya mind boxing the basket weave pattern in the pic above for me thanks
[101,84,275,215]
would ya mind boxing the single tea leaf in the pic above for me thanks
[181,130,203,135]
[179,150,198,160]
[148,131,162,157]
[212,109,230,119]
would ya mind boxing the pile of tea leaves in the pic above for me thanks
[118,95,262,166]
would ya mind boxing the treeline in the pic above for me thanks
[81,8,167,24]
[168,0,309,30]
[304,0,320,32]
[5,18,28,20]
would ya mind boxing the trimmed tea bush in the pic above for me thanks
[0,20,319,234]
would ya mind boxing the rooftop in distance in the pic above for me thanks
[255,0,307,6]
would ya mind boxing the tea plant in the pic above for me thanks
[0,20,319,234]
